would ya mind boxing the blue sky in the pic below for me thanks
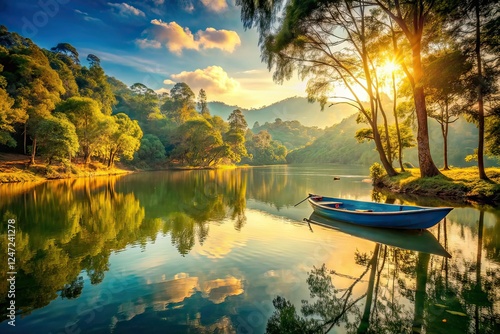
[0,0,307,108]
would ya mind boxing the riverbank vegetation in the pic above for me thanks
[372,164,500,204]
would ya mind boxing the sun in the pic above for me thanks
[379,60,398,78]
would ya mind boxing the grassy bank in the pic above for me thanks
[0,153,131,183]
[377,167,500,204]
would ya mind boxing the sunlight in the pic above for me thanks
[379,60,398,78]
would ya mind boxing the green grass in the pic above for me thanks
[380,167,500,203]
[0,168,43,183]
[0,162,131,183]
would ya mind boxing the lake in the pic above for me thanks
[0,165,499,333]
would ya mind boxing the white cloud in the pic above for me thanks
[74,9,102,22]
[239,69,263,75]
[74,9,88,15]
[170,66,239,94]
[147,20,241,55]
[150,20,197,54]
[200,0,228,12]
[182,0,195,12]
[155,87,171,95]
[135,38,162,49]
[108,2,146,17]
[198,28,240,53]
[163,79,176,85]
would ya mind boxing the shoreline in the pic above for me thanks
[1,162,499,206]
[374,167,500,206]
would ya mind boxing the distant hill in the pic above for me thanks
[208,97,357,128]
[287,114,497,168]
[252,119,324,150]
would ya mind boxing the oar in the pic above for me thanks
[303,218,314,232]
[294,194,313,207]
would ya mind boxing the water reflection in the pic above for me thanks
[267,215,500,333]
[0,166,498,333]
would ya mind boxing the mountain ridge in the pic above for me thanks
[208,96,358,128]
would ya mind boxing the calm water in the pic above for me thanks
[0,165,499,333]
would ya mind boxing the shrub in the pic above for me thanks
[370,162,385,184]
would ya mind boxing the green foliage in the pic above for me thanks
[161,82,197,124]
[35,114,79,163]
[197,88,210,116]
[253,119,323,150]
[243,130,287,165]
[169,118,226,167]
[107,113,143,166]
[370,163,385,183]
[135,134,166,165]
[0,80,26,146]
[56,97,104,163]
[76,58,116,115]
[355,124,416,163]
[287,116,378,165]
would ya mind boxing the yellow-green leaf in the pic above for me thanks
[445,310,467,317]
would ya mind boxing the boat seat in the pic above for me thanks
[320,201,343,208]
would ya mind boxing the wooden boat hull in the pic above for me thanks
[306,213,451,258]
[308,195,453,229]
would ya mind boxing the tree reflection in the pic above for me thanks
[0,177,150,319]
[266,231,500,334]
[0,170,252,319]
[266,245,380,333]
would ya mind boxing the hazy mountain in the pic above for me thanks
[208,97,357,128]
[287,114,495,168]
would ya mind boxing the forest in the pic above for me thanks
[1,0,500,177]
[0,26,290,171]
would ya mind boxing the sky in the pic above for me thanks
[0,0,309,108]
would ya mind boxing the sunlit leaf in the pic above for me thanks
[445,310,467,317]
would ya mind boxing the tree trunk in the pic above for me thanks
[30,136,37,165]
[84,146,91,165]
[392,71,405,171]
[443,123,449,170]
[373,126,398,176]
[357,243,380,333]
[412,41,441,177]
[23,123,27,155]
[412,252,430,334]
[475,1,488,180]
[108,151,115,168]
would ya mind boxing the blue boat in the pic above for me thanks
[307,194,453,229]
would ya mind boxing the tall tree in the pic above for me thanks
[50,42,80,65]
[0,37,65,163]
[197,88,210,116]
[161,82,197,124]
[373,0,442,177]
[35,114,79,164]
[225,109,249,163]
[237,0,400,175]
[0,62,27,147]
[170,118,226,167]
[424,49,471,170]
[440,0,499,178]
[55,97,105,164]
[76,54,116,115]
[107,113,143,167]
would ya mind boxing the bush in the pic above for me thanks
[370,162,385,184]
